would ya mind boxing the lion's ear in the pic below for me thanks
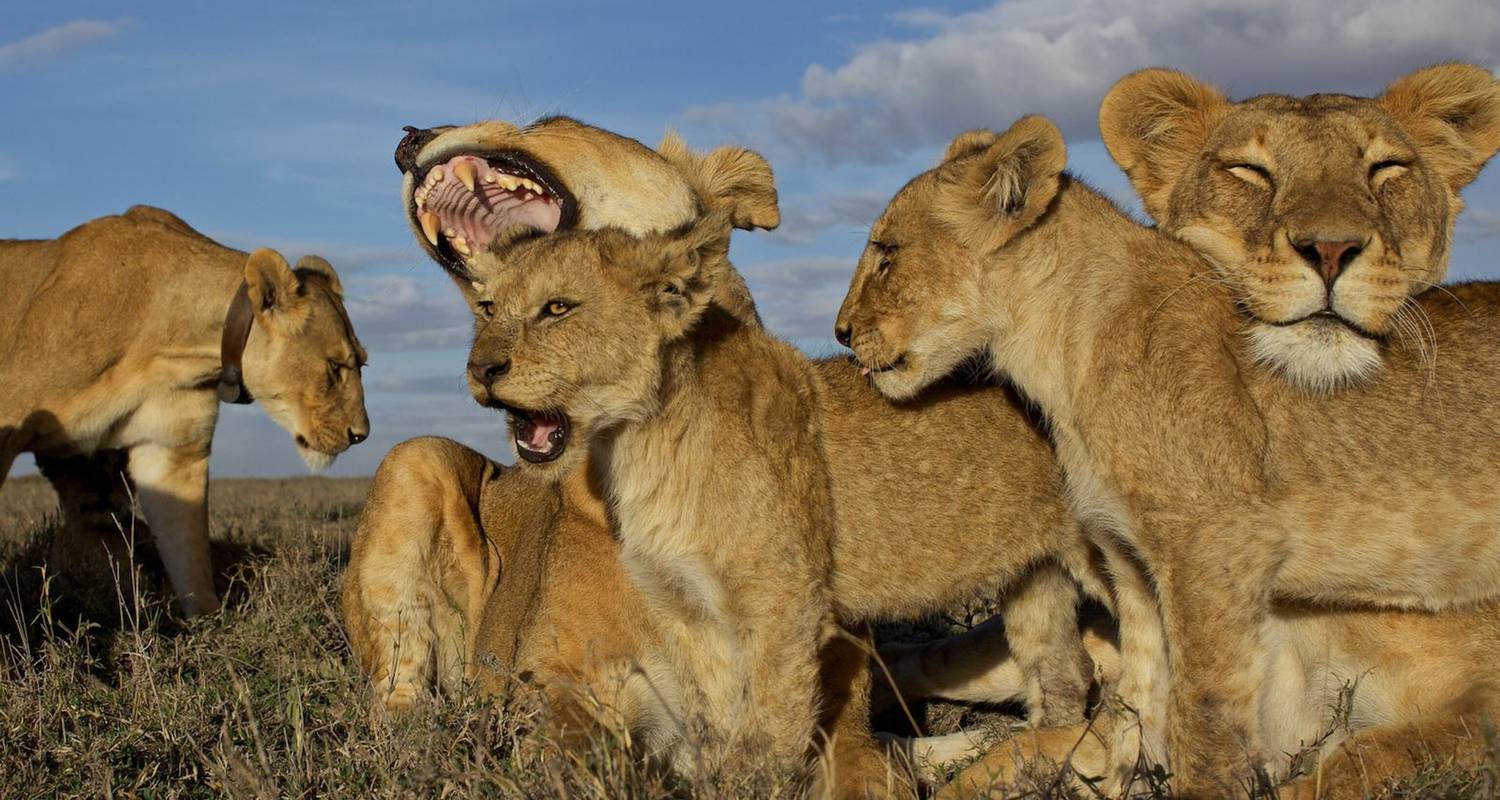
[294,254,343,296]
[1099,68,1230,221]
[244,248,301,318]
[1379,63,1500,193]
[942,129,1002,164]
[934,115,1067,251]
[658,131,780,231]
[621,209,733,339]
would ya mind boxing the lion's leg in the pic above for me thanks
[1091,535,1171,794]
[881,730,990,787]
[872,568,1094,723]
[1001,563,1093,726]
[873,616,1022,717]
[126,442,217,616]
[1153,516,1277,796]
[34,450,143,609]
[341,437,498,712]
[812,625,917,800]
[1279,697,1500,800]
[37,449,140,550]
[932,719,1113,799]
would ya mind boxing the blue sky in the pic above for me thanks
[4,1,1499,477]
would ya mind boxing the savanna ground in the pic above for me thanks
[0,475,1493,799]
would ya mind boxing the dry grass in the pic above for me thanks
[0,475,1493,799]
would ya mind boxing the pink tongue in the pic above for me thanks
[527,415,560,450]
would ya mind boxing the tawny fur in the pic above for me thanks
[1099,63,1500,392]
[343,118,1101,796]
[836,115,1500,797]
[1,207,368,615]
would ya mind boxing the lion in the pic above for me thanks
[835,115,1500,797]
[461,212,840,776]
[0,206,369,616]
[1098,63,1500,392]
[343,117,1110,793]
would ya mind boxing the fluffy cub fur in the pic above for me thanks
[836,116,1500,796]
[464,213,835,776]
[1,207,368,615]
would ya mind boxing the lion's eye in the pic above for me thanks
[328,361,346,383]
[875,243,897,273]
[541,300,575,319]
[1369,159,1409,187]
[1225,163,1273,188]
[476,300,495,319]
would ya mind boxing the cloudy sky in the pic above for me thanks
[4,0,1499,478]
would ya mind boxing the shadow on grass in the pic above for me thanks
[0,513,272,685]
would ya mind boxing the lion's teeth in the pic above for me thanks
[419,212,441,247]
[498,175,520,191]
[483,172,496,184]
[451,236,471,256]
[453,160,478,192]
[430,166,444,183]
[443,227,456,238]
[521,178,542,194]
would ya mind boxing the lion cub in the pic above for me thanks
[463,213,834,777]
[836,115,1500,796]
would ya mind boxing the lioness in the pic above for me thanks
[876,60,1500,746]
[343,118,1103,792]
[0,206,369,615]
[836,116,1500,796]
[1100,63,1500,391]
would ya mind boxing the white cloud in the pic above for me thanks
[685,0,1500,164]
[739,255,858,342]
[765,189,892,246]
[211,231,422,274]
[342,273,475,352]
[0,19,131,69]
[1460,207,1500,241]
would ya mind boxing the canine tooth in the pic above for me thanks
[419,212,441,246]
[453,160,478,192]
[451,236,471,256]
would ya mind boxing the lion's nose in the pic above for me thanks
[347,427,368,446]
[834,323,852,348]
[395,125,439,174]
[467,359,510,385]
[1292,237,1364,288]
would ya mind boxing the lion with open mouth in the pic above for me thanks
[343,116,1126,794]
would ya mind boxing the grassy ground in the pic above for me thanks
[1,476,1494,798]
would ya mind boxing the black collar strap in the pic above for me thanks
[217,283,255,405]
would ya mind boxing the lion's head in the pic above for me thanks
[1100,63,1500,391]
[835,118,1067,401]
[239,248,370,470]
[457,214,731,474]
[395,116,777,300]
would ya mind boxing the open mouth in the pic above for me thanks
[505,407,571,464]
[410,150,577,269]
